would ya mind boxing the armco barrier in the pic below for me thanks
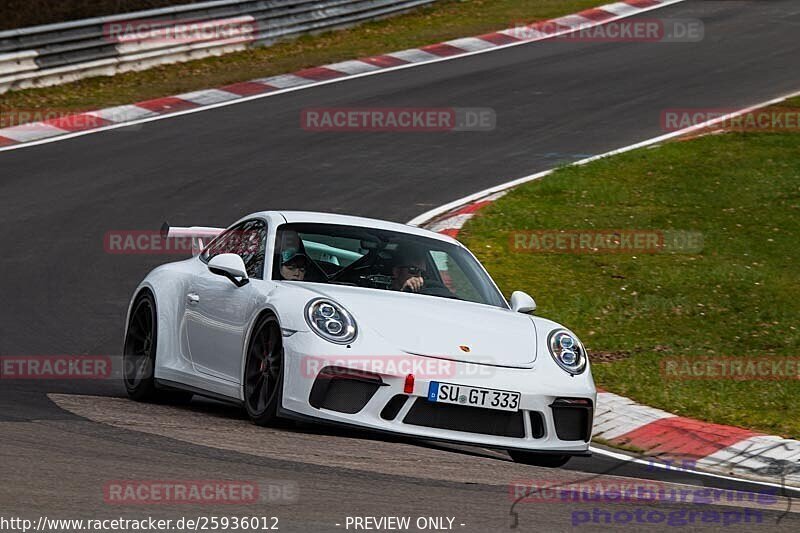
[0,0,438,93]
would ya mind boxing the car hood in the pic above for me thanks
[298,283,537,368]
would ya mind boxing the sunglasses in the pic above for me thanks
[401,265,426,277]
[284,264,306,272]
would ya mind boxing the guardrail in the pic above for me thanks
[0,0,438,94]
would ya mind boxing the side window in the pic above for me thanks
[201,220,267,279]
[200,227,239,262]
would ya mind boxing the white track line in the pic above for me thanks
[408,87,800,226]
[590,445,800,494]
[0,0,688,154]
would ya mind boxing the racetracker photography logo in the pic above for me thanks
[662,356,800,381]
[103,480,298,505]
[0,356,113,379]
[571,507,762,528]
[509,230,703,254]
[300,108,496,132]
[507,18,703,42]
[508,479,777,505]
[103,17,255,45]
[661,107,800,132]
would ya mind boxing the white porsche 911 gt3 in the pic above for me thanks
[123,211,596,467]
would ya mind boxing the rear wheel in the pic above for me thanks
[508,450,571,468]
[123,292,192,404]
[243,314,284,426]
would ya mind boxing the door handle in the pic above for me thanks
[187,293,200,304]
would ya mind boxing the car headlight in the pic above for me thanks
[548,329,587,375]
[304,298,357,344]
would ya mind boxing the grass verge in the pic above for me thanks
[459,97,800,438]
[0,0,601,116]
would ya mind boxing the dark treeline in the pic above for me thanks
[0,1,204,30]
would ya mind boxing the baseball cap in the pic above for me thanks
[281,248,307,265]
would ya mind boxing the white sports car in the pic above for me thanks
[123,211,596,467]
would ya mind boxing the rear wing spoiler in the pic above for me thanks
[160,222,223,257]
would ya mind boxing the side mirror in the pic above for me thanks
[208,253,249,287]
[510,291,536,314]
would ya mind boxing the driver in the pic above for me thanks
[391,246,427,293]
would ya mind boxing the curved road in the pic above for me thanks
[1,0,799,531]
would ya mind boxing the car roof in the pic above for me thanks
[254,210,461,246]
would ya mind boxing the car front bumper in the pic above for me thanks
[281,331,596,453]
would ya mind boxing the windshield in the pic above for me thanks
[272,223,508,308]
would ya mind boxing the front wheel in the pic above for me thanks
[243,314,284,426]
[508,450,571,468]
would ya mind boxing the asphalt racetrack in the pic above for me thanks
[1,1,799,531]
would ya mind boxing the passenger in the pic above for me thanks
[277,230,308,281]
[280,249,307,281]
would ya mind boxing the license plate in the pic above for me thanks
[427,382,520,412]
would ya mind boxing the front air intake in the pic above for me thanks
[380,394,409,420]
[309,366,382,414]
[550,398,593,442]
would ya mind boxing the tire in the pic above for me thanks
[508,450,571,468]
[243,314,285,426]
[123,292,192,404]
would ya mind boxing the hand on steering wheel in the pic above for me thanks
[401,276,424,293]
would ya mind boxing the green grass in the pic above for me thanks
[0,0,601,116]
[460,97,800,438]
